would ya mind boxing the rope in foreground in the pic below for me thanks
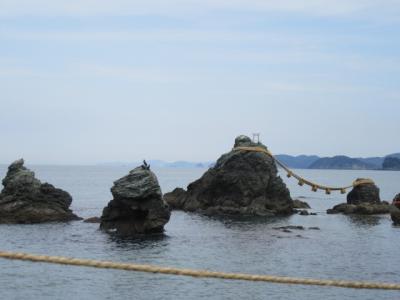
[0,251,399,291]
[234,146,375,195]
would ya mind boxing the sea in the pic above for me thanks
[0,165,399,300]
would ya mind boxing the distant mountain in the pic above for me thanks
[387,153,400,159]
[382,157,400,170]
[355,157,383,169]
[275,154,320,169]
[309,155,378,170]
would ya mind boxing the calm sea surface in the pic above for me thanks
[0,165,399,300]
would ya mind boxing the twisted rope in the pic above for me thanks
[0,251,399,290]
[234,146,375,194]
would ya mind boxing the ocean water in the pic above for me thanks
[0,165,399,300]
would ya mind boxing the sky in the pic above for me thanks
[0,0,399,164]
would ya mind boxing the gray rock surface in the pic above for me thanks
[100,165,170,235]
[164,135,293,216]
[0,159,80,223]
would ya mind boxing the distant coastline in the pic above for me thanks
[1,153,399,170]
[96,153,400,170]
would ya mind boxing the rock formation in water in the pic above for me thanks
[327,180,391,215]
[164,135,293,216]
[100,164,170,235]
[0,159,80,223]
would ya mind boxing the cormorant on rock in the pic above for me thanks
[141,160,150,170]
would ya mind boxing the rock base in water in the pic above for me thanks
[0,159,81,223]
[100,165,170,235]
[164,135,293,216]
[327,202,391,215]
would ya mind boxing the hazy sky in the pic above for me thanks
[1,1,399,164]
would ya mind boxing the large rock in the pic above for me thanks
[0,159,80,223]
[164,135,293,216]
[100,164,170,235]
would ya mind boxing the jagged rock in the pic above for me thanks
[0,159,80,223]
[347,180,380,204]
[84,217,101,223]
[164,135,293,216]
[100,166,170,235]
[293,199,311,209]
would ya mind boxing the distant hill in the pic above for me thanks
[355,157,384,169]
[275,154,320,169]
[309,155,378,170]
[387,153,400,159]
[382,157,400,170]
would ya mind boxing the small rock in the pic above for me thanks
[84,217,101,223]
[293,199,311,209]
[308,227,320,230]
[274,225,305,230]
[299,210,309,216]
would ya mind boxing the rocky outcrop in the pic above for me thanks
[100,164,170,235]
[164,135,293,216]
[327,180,390,215]
[0,159,80,223]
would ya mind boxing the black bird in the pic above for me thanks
[142,160,150,170]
